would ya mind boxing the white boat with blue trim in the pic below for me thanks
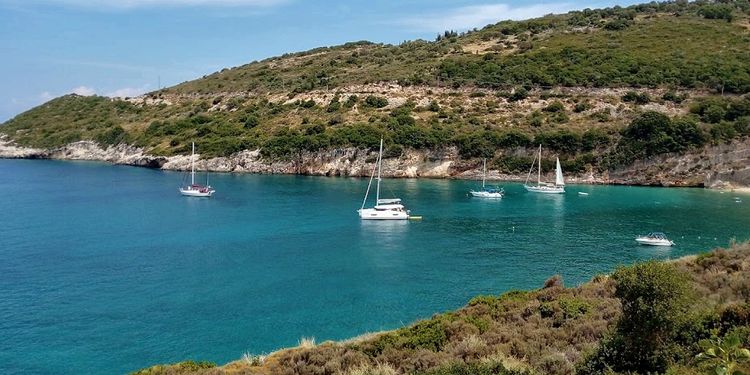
[470,158,504,198]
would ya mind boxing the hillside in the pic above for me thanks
[2,1,750,185]
[133,242,750,375]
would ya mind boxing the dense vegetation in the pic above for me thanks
[134,242,750,374]
[2,1,750,173]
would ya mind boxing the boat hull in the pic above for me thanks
[179,188,214,197]
[469,191,503,198]
[524,185,565,194]
[358,208,409,220]
[635,238,674,246]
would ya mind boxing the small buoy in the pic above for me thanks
[409,216,423,220]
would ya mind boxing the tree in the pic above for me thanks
[612,261,693,372]
[578,261,694,374]
[622,111,676,155]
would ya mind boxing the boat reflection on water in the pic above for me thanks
[359,219,410,251]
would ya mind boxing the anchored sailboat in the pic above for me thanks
[524,144,565,194]
[470,158,504,198]
[358,138,410,220]
[179,142,215,197]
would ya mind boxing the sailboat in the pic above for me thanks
[524,144,565,194]
[470,158,504,198]
[179,142,215,197]
[358,138,410,220]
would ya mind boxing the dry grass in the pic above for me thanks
[134,243,750,375]
[297,337,317,349]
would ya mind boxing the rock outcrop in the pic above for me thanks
[2,135,749,189]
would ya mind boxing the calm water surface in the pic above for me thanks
[1,159,748,374]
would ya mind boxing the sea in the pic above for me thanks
[1,159,748,374]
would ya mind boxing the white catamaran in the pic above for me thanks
[179,142,215,198]
[524,144,565,194]
[358,138,410,220]
[470,158,504,198]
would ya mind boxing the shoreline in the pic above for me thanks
[133,242,750,374]
[2,137,749,190]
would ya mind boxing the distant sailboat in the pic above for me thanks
[470,158,504,198]
[358,138,410,220]
[179,142,215,197]
[524,144,565,194]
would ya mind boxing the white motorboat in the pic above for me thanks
[635,232,675,246]
[179,142,215,198]
[524,144,565,194]
[578,192,589,196]
[470,158,504,198]
[358,138,410,220]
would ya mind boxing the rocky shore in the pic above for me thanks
[2,135,749,189]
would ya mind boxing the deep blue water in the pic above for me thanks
[1,159,749,374]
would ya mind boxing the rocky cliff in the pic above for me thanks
[2,134,749,189]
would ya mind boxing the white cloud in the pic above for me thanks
[105,84,151,98]
[13,0,289,10]
[39,91,54,101]
[399,2,578,32]
[70,86,96,96]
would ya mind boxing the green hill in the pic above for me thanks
[2,1,750,174]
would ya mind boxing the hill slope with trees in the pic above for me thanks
[1,1,750,184]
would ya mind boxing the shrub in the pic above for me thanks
[543,101,565,113]
[581,129,612,151]
[344,95,359,108]
[327,96,341,112]
[711,122,738,143]
[364,95,389,108]
[243,114,259,129]
[95,126,127,145]
[454,132,495,159]
[662,91,687,103]
[534,130,581,154]
[622,91,651,105]
[573,102,591,113]
[543,275,563,289]
[300,99,316,108]
[704,105,728,124]
[558,297,590,320]
[604,19,631,30]
[508,87,528,102]
[699,4,734,22]
[422,360,531,375]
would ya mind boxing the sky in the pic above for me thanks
[0,0,641,122]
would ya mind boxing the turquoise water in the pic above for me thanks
[1,159,749,374]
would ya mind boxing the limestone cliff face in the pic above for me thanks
[1,135,749,189]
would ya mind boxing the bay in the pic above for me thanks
[1,159,748,374]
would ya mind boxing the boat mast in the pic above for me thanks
[191,142,196,185]
[537,144,542,186]
[375,138,383,202]
[524,147,536,186]
[482,158,486,188]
